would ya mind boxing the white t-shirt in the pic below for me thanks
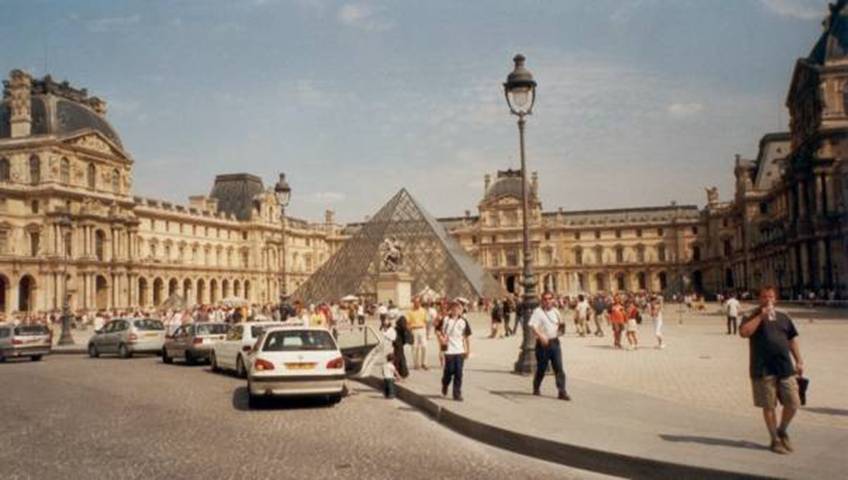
[576,300,590,320]
[382,361,397,379]
[378,305,388,315]
[726,298,741,317]
[528,306,561,341]
[441,316,471,355]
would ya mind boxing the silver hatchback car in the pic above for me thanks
[0,324,52,362]
[162,322,230,365]
[88,318,166,359]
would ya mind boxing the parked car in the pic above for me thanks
[211,321,277,378]
[162,322,230,365]
[0,324,52,362]
[88,318,166,359]
[246,325,383,407]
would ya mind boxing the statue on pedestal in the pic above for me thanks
[380,237,403,272]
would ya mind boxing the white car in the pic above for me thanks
[0,324,51,361]
[246,325,381,407]
[210,321,278,378]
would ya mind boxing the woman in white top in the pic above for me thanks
[650,296,664,349]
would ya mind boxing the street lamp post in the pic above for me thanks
[56,217,74,346]
[503,54,538,374]
[274,173,292,315]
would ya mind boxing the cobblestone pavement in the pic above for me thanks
[0,355,614,480]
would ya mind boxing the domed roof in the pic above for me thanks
[808,0,848,64]
[483,169,534,202]
[0,74,123,147]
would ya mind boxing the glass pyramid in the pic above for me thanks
[293,188,505,303]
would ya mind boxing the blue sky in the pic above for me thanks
[0,0,828,222]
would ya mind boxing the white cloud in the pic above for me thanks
[86,14,141,33]
[667,102,704,117]
[305,191,346,203]
[759,0,823,20]
[337,3,393,31]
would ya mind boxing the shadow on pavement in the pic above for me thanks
[231,386,335,411]
[804,407,848,416]
[659,434,766,451]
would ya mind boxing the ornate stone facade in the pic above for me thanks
[0,72,344,314]
[443,169,702,295]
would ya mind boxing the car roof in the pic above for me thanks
[236,321,279,327]
[262,325,332,333]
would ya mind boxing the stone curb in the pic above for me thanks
[356,376,777,480]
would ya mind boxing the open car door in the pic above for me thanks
[335,325,385,378]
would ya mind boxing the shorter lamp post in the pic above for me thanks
[274,173,292,309]
[503,54,539,375]
[57,217,75,346]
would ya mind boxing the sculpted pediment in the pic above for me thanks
[63,131,129,160]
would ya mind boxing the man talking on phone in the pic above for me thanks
[739,286,804,455]
[529,291,570,401]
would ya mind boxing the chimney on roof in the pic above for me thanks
[531,171,539,197]
[6,69,32,138]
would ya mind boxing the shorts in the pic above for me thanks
[626,319,638,332]
[752,376,800,409]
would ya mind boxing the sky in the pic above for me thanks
[0,0,830,223]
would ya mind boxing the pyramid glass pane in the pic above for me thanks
[293,189,504,303]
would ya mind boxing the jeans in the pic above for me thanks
[442,354,464,399]
[533,339,566,394]
[383,378,396,398]
[727,316,738,334]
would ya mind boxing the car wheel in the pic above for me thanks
[210,351,220,372]
[162,348,173,364]
[185,350,195,365]
[236,355,247,379]
[118,343,132,359]
[31,355,43,362]
[247,382,260,409]
[88,343,99,358]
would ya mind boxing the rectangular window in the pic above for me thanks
[0,229,7,254]
[657,228,663,236]
[692,226,699,235]
[636,228,642,237]
[574,231,580,240]
[595,230,601,239]
[615,230,621,239]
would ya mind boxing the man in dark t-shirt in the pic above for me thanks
[740,286,804,455]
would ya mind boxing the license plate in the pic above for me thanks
[285,363,316,370]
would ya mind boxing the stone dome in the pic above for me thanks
[0,73,123,147]
[483,169,534,202]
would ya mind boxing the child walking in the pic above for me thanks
[383,353,399,399]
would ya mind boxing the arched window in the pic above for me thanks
[60,157,71,184]
[87,163,96,189]
[0,157,10,182]
[29,155,40,185]
[112,168,120,192]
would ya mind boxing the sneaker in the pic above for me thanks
[769,440,789,455]
[778,431,794,452]
[558,391,571,401]
[441,384,448,397]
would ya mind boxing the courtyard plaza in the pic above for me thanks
[0,353,611,480]
[371,302,847,479]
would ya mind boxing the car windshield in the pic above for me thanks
[263,330,336,352]
[250,325,267,338]
[134,319,164,331]
[196,324,229,336]
[14,325,50,336]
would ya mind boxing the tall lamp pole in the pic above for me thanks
[274,174,292,314]
[503,54,539,374]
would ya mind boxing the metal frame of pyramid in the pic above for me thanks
[293,189,505,303]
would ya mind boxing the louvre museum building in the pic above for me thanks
[1,13,847,314]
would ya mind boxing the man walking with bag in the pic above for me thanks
[739,286,804,454]
[529,292,571,401]
[438,299,471,402]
